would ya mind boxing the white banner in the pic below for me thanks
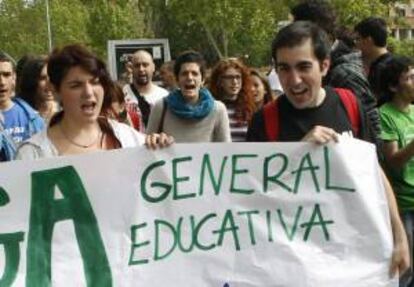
[0,140,396,286]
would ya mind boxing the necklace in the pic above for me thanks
[59,124,102,148]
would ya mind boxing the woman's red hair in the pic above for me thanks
[209,58,255,122]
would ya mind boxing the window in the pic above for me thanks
[397,8,406,17]
[400,28,409,40]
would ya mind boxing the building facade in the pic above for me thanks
[390,1,414,40]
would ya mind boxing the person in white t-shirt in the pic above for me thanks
[267,67,284,97]
[123,50,168,130]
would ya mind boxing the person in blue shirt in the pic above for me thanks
[0,51,44,161]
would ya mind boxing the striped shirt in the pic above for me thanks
[225,104,248,142]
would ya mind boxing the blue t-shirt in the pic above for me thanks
[2,103,32,143]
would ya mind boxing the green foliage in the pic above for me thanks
[0,0,47,57]
[49,0,89,48]
[388,37,414,58]
[330,0,389,27]
[86,0,148,58]
[0,0,148,62]
[141,0,290,66]
[1,0,413,67]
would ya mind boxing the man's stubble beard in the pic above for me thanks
[134,75,150,87]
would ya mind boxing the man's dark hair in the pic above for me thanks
[173,51,206,80]
[354,17,388,47]
[380,55,413,101]
[272,21,331,64]
[291,0,337,39]
[0,51,16,70]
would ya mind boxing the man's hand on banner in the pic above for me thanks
[301,125,339,144]
[389,226,410,278]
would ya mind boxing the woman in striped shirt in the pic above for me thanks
[209,58,255,142]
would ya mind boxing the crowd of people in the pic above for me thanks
[2,0,414,284]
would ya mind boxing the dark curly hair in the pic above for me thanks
[380,55,413,102]
[291,0,337,40]
[173,50,206,80]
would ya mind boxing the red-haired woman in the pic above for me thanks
[209,58,255,142]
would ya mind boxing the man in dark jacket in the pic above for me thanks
[354,17,393,106]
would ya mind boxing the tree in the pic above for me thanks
[0,0,149,62]
[388,37,414,58]
[0,0,48,58]
[141,0,290,66]
[1,0,410,68]
[86,0,150,58]
[48,0,89,49]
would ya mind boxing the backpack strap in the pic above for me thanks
[130,84,151,126]
[334,88,361,137]
[157,99,168,134]
[263,98,280,141]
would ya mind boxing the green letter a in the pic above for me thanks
[26,166,112,287]
[0,187,24,287]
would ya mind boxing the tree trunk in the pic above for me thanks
[222,29,228,58]
[202,21,223,59]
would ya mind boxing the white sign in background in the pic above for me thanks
[0,141,395,286]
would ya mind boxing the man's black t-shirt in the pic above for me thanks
[246,87,371,142]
